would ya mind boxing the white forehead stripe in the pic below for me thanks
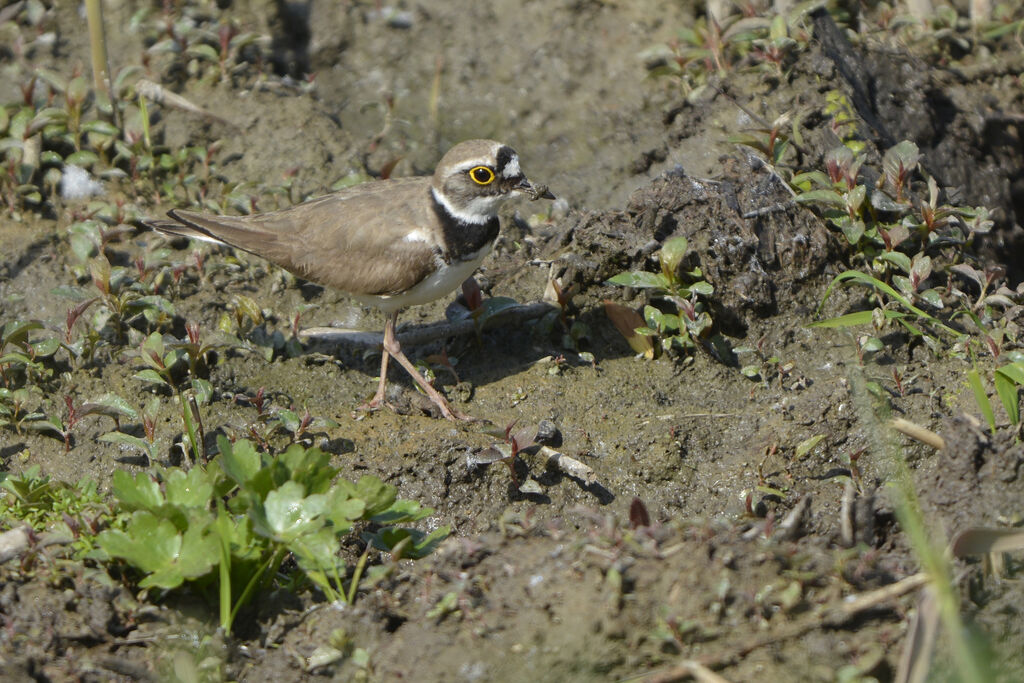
[502,155,521,179]
[451,158,497,174]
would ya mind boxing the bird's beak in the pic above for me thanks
[516,177,556,201]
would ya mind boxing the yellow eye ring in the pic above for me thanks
[469,166,496,185]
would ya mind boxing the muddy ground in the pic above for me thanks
[1,1,1023,681]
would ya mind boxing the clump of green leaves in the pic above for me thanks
[803,139,1011,359]
[604,236,714,359]
[968,355,1024,434]
[0,465,110,560]
[97,437,447,633]
[0,319,64,439]
[645,9,812,100]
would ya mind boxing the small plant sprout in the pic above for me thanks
[880,140,921,204]
[606,236,715,359]
[729,112,793,168]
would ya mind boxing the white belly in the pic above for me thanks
[356,242,494,314]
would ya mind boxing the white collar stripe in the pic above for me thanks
[431,187,492,225]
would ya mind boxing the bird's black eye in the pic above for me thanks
[469,166,496,185]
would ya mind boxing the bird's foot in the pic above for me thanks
[356,396,394,415]
[435,400,482,422]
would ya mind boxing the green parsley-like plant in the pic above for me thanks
[97,437,447,634]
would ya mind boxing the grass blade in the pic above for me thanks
[966,369,996,433]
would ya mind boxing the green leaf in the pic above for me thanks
[29,337,61,357]
[474,296,520,329]
[133,368,168,385]
[187,44,220,62]
[840,219,865,245]
[789,170,830,190]
[100,510,217,590]
[883,140,920,180]
[606,271,671,290]
[860,337,883,353]
[164,467,216,509]
[99,431,154,456]
[877,251,911,274]
[337,476,397,518]
[370,499,433,525]
[368,525,450,560]
[22,417,64,437]
[995,362,1024,386]
[81,394,139,421]
[255,481,327,541]
[967,369,995,434]
[191,378,214,405]
[815,270,958,337]
[807,310,873,328]
[2,319,43,346]
[98,513,177,573]
[323,487,364,531]
[217,436,263,488]
[795,435,825,459]
[659,236,688,276]
[794,189,845,207]
[81,120,120,136]
[918,289,943,309]
[994,372,1020,426]
[688,281,714,297]
[893,275,914,297]
[290,526,344,584]
[740,365,761,379]
[65,150,99,167]
[111,470,164,510]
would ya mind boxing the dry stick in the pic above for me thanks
[300,301,558,349]
[890,418,946,451]
[539,445,596,486]
[135,79,236,127]
[84,0,121,131]
[84,0,108,95]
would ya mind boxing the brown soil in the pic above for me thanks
[2,1,1023,682]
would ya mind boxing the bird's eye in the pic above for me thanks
[469,166,496,185]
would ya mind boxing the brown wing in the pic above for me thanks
[150,178,441,296]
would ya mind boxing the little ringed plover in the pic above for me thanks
[146,139,554,420]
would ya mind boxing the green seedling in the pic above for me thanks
[736,336,797,387]
[749,14,800,75]
[606,236,715,359]
[0,465,110,561]
[216,294,286,362]
[813,270,960,340]
[0,319,59,387]
[99,396,160,462]
[729,112,793,168]
[252,405,340,446]
[86,255,177,343]
[97,437,448,633]
[134,331,212,463]
[968,357,1024,432]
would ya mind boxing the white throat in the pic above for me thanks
[431,187,500,225]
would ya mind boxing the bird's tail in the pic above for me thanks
[146,209,278,256]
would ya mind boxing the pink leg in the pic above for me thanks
[380,312,476,421]
[359,336,392,413]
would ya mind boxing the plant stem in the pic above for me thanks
[347,547,370,605]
